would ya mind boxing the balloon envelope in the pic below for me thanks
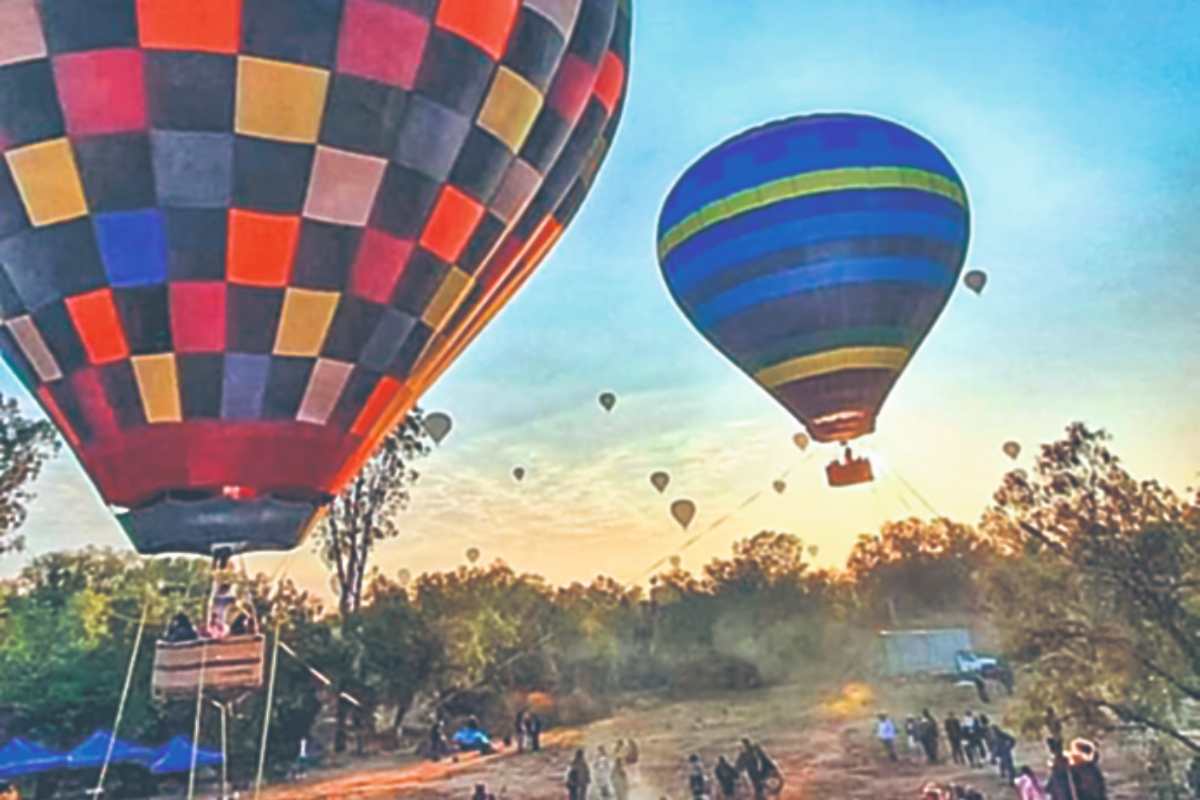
[513,467,526,482]
[793,433,810,452]
[773,480,787,494]
[650,471,671,493]
[964,270,988,294]
[465,548,480,565]
[670,499,696,530]
[598,392,617,412]
[0,0,631,556]
[658,114,970,445]
[424,413,453,445]
[1003,441,1022,460]
[669,555,682,569]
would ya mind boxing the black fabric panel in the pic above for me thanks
[39,0,137,53]
[177,353,225,419]
[164,208,228,281]
[241,0,345,68]
[321,295,383,363]
[458,212,506,275]
[319,75,409,158]
[225,286,284,354]
[261,356,314,420]
[503,9,567,91]
[232,137,315,214]
[0,60,67,148]
[99,361,145,430]
[413,29,494,117]
[144,52,237,132]
[292,221,362,290]
[74,133,156,213]
[35,301,87,375]
[369,163,440,239]
[449,128,513,203]
[391,247,448,316]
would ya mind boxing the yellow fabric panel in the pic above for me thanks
[297,359,353,425]
[421,267,473,329]
[658,166,967,258]
[8,316,61,381]
[274,289,339,357]
[477,67,544,152]
[5,139,88,226]
[132,354,183,423]
[235,56,330,144]
[755,346,910,388]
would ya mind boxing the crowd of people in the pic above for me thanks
[565,740,640,800]
[876,707,1109,800]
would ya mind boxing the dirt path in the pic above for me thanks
[261,681,1143,800]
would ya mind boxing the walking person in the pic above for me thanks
[514,711,527,753]
[962,712,984,768]
[612,758,630,800]
[527,713,543,752]
[877,713,899,762]
[566,749,590,800]
[993,726,1017,783]
[1069,739,1107,800]
[736,739,765,798]
[1045,739,1078,800]
[906,716,921,756]
[944,712,965,765]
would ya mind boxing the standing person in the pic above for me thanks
[963,712,985,768]
[1187,756,1200,799]
[1017,766,1049,800]
[566,750,590,800]
[1045,739,1077,800]
[877,714,899,762]
[612,758,630,800]
[472,785,488,800]
[430,719,448,760]
[714,756,738,799]
[906,716,921,756]
[736,739,764,798]
[979,714,996,765]
[514,711,527,754]
[1069,740,1106,800]
[920,709,940,764]
[527,713,543,752]
[688,754,708,799]
[623,739,641,785]
[1045,709,1065,752]
[945,712,965,765]
[595,746,614,800]
[992,727,1017,783]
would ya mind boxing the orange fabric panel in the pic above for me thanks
[227,209,300,287]
[137,0,241,54]
[65,289,130,365]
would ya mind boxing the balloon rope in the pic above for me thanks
[634,454,812,581]
[95,597,149,798]
[255,618,283,800]
[186,639,209,800]
[867,446,942,518]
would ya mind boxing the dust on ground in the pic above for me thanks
[263,680,1143,800]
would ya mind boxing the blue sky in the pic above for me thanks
[5,0,1199,592]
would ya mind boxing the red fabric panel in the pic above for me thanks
[53,49,147,136]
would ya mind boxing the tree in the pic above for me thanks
[982,422,1200,749]
[314,413,431,616]
[0,396,60,555]
[845,517,993,622]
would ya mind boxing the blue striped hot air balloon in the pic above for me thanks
[656,114,969,464]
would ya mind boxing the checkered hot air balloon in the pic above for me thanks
[0,0,631,554]
[657,114,969,459]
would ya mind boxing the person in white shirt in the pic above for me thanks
[876,713,898,761]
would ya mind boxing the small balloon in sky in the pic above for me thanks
[466,548,480,565]
[424,412,453,444]
[598,392,617,412]
[397,569,412,587]
[964,270,988,295]
[773,480,787,494]
[807,545,820,558]
[1003,441,1022,461]
[650,471,671,494]
[793,434,810,452]
[513,467,526,482]
[671,499,697,530]
[669,555,682,570]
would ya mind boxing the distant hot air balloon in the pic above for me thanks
[963,270,988,295]
[669,555,682,569]
[513,467,526,483]
[670,499,696,530]
[0,0,632,557]
[658,115,969,489]
[807,545,820,558]
[793,434,810,452]
[773,480,787,494]
[598,392,617,412]
[466,548,480,565]
[397,569,412,588]
[1003,441,1022,461]
[650,471,671,494]
[424,413,453,445]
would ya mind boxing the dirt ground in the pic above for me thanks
[261,680,1145,800]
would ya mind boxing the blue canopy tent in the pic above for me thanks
[66,732,155,770]
[148,737,222,775]
[0,738,66,778]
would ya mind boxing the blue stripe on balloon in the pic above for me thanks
[692,258,952,329]
[665,209,966,296]
[660,116,962,230]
